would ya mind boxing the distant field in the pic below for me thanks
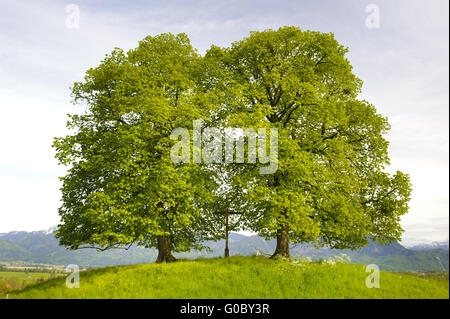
[8,256,449,299]
[0,271,64,297]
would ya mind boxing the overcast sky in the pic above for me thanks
[0,0,448,245]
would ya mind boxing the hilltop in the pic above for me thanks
[9,256,449,299]
[0,229,448,272]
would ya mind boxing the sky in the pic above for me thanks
[0,0,448,245]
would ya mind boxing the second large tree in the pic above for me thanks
[206,27,412,257]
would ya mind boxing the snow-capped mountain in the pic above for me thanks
[407,240,449,250]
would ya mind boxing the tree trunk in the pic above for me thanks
[224,211,229,257]
[156,235,176,263]
[271,224,290,258]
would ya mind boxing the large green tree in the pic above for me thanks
[54,27,412,262]
[205,27,412,258]
[53,33,216,262]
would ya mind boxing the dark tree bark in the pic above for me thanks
[269,173,291,258]
[224,210,229,257]
[156,235,176,263]
[271,224,290,258]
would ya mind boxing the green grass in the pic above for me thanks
[9,256,449,299]
[0,271,54,283]
[0,271,64,297]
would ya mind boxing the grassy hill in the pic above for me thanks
[9,256,449,299]
[1,230,448,272]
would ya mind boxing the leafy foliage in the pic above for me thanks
[201,27,412,253]
[53,33,217,255]
[53,27,412,259]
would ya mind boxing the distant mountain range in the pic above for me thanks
[407,241,449,251]
[0,229,448,272]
